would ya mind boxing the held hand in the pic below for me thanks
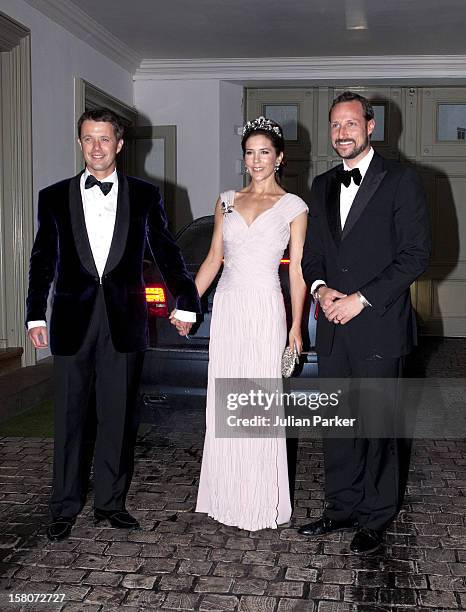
[168,309,178,326]
[325,293,364,325]
[169,311,193,336]
[27,326,48,349]
[175,321,192,336]
[288,327,303,355]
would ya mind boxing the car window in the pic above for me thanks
[176,216,214,265]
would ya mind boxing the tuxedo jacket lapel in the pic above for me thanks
[326,168,343,248]
[341,153,387,240]
[104,172,130,275]
[69,173,98,277]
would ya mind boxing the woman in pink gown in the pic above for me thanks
[193,118,308,531]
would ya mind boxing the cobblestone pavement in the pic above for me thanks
[0,339,465,611]
[1,421,465,611]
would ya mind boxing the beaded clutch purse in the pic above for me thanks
[281,345,299,378]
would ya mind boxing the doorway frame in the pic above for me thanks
[74,77,138,173]
[0,12,33,365]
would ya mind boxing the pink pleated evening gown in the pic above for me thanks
[196,189,308,531]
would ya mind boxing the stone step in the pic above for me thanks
[0,347,23,376]
[0,356,53,422]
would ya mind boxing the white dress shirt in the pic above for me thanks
[28,168,195,329]
[339,147,374,229]
[81,168,118,278]
[310,148,374,303]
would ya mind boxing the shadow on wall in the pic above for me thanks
[375,97,460,339]
[279,121,313,206]
[128,111,194,233]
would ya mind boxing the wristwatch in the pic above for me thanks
[312,284,326,301]
[357,291,371,308]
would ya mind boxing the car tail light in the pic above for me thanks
[145,285,169,317]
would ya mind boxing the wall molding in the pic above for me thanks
[135,55,466,82]
[0,11,29,49]
[24,0,140,72]
[0,22,35,365]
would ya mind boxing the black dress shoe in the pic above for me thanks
[350,528,383,555]
[47,517,75,541]
[298,516,358,536]
[94,508,140,529]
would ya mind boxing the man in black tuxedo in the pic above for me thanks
[299,92,430,554]
[26,108,200,541]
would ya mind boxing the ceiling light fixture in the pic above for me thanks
[345,0,368,30]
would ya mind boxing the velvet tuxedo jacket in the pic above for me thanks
[26,171,200,356]
[302,152,431,359]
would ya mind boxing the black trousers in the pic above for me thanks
[50,288,143,519]
[318,324,403,531]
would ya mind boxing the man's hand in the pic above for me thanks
[324,292,364,325]
[169,310,193,336]
[27,326,49,348]
[318,286,347,314]
[175,321,192,336]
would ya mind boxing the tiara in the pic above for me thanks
[242,116,283,139]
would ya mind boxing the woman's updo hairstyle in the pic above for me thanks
[241,116,285,182]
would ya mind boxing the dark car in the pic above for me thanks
[139,215,318,411]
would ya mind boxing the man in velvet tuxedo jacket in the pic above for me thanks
[26,108,200,541]
[299,92,431,554]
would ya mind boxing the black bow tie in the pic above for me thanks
[337,167,362,188]
[85,174,113,195]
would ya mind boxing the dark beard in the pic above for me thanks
[333,135,370,160]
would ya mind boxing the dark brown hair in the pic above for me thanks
[329,91,374,122]
[241,119,285,181]
[77,108,125,141]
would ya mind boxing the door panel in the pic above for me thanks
[246,88,314,199]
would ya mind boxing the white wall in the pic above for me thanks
[0,0,134,199]
[0,0,134,360]
[1,1,247,224]
[135,78,244,222]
